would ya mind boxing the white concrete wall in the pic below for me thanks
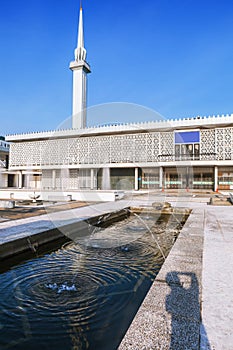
[0,170,8,189]
[0,189,119,202]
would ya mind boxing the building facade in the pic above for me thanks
[4,7,233,194]
[6,115,233,192]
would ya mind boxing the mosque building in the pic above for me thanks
[3,6,233,197]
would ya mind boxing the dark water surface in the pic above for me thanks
[0,214,182,350]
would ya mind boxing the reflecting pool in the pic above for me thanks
[0,213,184,350]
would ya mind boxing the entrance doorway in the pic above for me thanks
[8,174,15,187]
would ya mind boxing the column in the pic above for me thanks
[186,167,189,190]
[159,167,163,189]
[52,170,56,190]
[0,172,3,188]
[24,174,29,188]
[214,166,218,192]
[18,171,23,189]
[135,167,139,191]
[90,169,94,190]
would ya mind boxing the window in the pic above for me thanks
[175,131,200,144]
[174,131,200,160]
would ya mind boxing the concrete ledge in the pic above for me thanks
[119,207,204,349]
[0,208,129,260]
[0,200,15,209]
[0,228,65,259]
[47,195,72,202]
[0,189,124,202]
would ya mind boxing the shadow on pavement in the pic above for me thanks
[166,271,211,349]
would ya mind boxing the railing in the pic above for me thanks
[158,153,217,162]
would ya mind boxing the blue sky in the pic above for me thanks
[0,0,233,135]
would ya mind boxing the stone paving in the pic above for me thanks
[0,200,88,220]
[200,206,233,350]
[118,197,233,350]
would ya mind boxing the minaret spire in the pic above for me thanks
[70,3,91,129]
[75,5,86,61]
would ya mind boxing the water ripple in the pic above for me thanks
[0,213,182,349]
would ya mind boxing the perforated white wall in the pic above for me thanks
[9,127,233,168]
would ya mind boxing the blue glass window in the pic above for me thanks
[175,131,200,144]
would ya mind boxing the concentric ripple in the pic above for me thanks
[0,214,182,350]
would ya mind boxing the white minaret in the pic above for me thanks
[70,4,91,129]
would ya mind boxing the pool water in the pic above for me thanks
[0,213,183,350]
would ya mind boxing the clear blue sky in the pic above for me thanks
[1,0,233,135]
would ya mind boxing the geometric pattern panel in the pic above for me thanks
[215,127,233,161]
[8,132,170,167]
[68,138,80,164]
[224,128,233,160]
[134,133,148,163]
[88,136,100,164]
[79,138,90,164]
[110,135,123,163]
[160,132,174,161]
[10,127,233,168]
[99,136,110,164]
[151,132,160,162]
[10,142,41,167]
[200,129,216,160]
[216,129,224,161]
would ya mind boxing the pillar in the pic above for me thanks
[18,171,23,189]
[91,169,94,190]
[214,166,218,192]
[186,167,189,190]
[159,167,163,189]
[24,174,29,188]
[52,170,56,190]
[135,167,139,191]
[0,172,3,188]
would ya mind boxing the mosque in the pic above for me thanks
[2,6,233,198]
